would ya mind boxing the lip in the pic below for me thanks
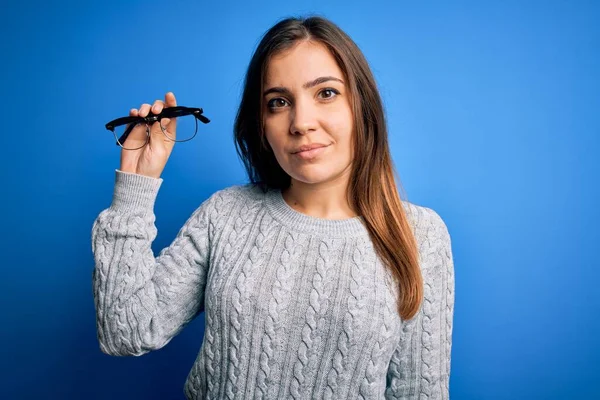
[292,143,329,154]
[292,145,329,160]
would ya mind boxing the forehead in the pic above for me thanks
[264,40,344,86]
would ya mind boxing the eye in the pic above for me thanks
[267,98,289,109]
[266,88,340,110]
[318,88,340,100]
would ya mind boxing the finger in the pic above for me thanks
[151,99,165,115]
[120,119,148,149]
[162,92,178,137]
[121,108,145,147]
[165,92,177,107]
[151,117,175,143]
[149,115,168,141]
[138,103,151,118]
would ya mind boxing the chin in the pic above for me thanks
[286,169,341,185]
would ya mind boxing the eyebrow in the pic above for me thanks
[263,76,344,97]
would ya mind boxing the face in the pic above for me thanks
[262,40,354,188]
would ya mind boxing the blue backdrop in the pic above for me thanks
[2,1,598,399]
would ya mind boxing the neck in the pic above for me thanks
[282,177,359,220]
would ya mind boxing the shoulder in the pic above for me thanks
[401,200,453,278]
[208,182,265,204]
[401,200,451,245]
[196,182,265,219]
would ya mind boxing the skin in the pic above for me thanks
[263,40,359,220]
[121,92,178,179]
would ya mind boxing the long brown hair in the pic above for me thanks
[233,15,423,320]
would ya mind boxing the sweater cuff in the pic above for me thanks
[109,169,163,213]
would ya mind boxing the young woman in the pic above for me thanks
[92,15,455,400]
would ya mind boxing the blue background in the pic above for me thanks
[1,1,598,399]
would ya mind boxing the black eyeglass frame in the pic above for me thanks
[105,106,210,149]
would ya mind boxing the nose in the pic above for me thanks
[289,96,318,135]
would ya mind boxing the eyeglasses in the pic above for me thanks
[105,106,210,150]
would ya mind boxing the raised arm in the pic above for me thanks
[385,207,455,399]
[91,170,214,356]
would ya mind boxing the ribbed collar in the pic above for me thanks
[264,187,370,238]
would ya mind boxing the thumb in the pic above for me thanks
[165,92,177,107]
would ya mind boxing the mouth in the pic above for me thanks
[292,143,329,154]
[292,144,329,160]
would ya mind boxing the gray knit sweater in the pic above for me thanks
[91,170,455,400]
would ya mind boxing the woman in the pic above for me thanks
[92,15,455,399]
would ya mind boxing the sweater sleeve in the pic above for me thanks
[385,207,455,399]
[91,169,214,357]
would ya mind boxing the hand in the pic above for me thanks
[119,92,178,179]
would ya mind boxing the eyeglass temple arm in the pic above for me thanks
[112,112,158,146]
[115,123,136,146]
[196,113,210,124]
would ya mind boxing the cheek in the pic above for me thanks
[327,112,354,145]
[264,117,290,149]
[263,129,286,157]
[262,118,277,142]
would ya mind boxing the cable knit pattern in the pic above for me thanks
[323,237,370,399]
[290,239,340,398]
[91,169,455,400]
[384,204,455,399]
[256,230,305,400]
[223,199,264,400]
